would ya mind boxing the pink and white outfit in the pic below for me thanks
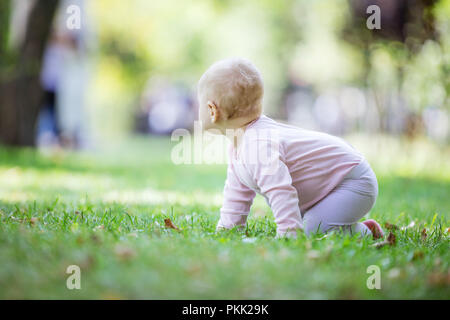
[216,115,378,238]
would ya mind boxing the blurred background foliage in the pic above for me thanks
[88,0,449,141]
[0,0,449,146]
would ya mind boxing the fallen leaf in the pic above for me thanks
[387,232,396,245]
[372,232,396,249]
[427,271,450,287]
[30,217,38,225]
[384,222,399,231]
[421,228,427,240]
[164,218,181,231]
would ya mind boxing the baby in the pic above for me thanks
[197,58,384,239]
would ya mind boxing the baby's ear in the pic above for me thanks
[207,101,219,123]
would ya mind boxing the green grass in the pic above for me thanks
[0,135,449,299]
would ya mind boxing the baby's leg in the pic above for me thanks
[302,161,378,238]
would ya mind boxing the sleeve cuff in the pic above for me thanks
[216,212,248,231]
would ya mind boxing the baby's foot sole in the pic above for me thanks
[363,219,384,239]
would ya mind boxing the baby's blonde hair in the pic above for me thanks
[198,58,264,119]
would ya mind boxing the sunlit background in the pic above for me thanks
[1,0,448,148]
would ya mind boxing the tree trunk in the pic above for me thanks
[0,0,59,146]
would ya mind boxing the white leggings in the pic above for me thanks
[302,160,378,237]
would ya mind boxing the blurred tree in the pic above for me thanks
[0,0,59,146]
[343,0,446,135]
[0,1,11,67]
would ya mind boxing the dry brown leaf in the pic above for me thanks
[387,232,396,245]
[164,218,181,231]
[427,271,450,287]
[421,228,428,240]
[372,232,396,249]
[384,222,399,231]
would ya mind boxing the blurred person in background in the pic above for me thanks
[36,0,90,149]
[56,31,88,149]
[37,31,65,148]
[136,77,195,135]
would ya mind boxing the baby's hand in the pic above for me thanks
[215,224,245,233]
[216,213,247,233]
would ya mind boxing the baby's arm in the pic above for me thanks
[248,139,303,238]
[216,160,256,231]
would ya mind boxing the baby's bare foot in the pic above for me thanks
[363,219,384,239]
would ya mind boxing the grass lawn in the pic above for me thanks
[0,135,449,299]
